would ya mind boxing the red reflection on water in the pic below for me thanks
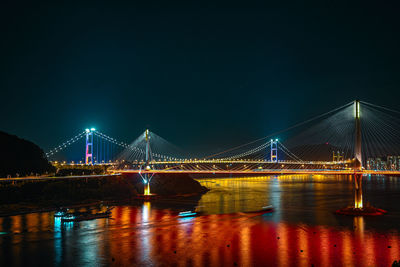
[101,205,400,266]
[0,206,400,267]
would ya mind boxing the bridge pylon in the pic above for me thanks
[271,139,278,162]
[85,128,95,165]
[353,100,364,209]
[142,129,154,195]
[354,100,362,170]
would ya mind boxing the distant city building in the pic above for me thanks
[366,156,400,170]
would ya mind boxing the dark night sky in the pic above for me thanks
[1,1,400,155]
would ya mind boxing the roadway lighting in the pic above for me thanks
[90,128,96,131]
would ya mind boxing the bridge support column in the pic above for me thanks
[144,180,151,195]
[354,174,363,209]
[353,101,363,209]
[143,129,153,196]
[85,128,94,165]
[354,100,362,170]
[271,139,278,162]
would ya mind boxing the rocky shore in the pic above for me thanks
[123,173,209,195]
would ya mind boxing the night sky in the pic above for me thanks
[1,2,400,154]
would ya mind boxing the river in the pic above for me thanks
[1,175,400,266]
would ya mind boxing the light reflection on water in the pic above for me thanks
[0,175,400,266]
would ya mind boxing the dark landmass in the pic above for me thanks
[123,173,209,195]
[0,174,208,216]
[55,166,107,176]
[0,131,55,177]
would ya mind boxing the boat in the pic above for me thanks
[55,207,95,218]
[241,205,274,214]
[54,208,68,217]
[178,211,203,217]
[61,211,112,222]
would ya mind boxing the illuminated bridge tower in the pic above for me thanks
[143,129,152,196]
[354,100,363,209]
[85,128,95,165]
[271,139,278,162]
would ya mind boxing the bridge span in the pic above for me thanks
[116,169,400,176]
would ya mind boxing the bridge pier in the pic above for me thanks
[144,175,151,195]
[142,130,154,196]
[354,173,363,209]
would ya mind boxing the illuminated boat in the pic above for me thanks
[54,208,68,217]
[61,210,112,222]
[178,211,202,217]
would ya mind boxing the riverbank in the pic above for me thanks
[0,174,208,217]
[0,194,204,217]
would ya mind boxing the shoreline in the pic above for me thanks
[0,191,207,218]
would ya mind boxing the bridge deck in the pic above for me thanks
[116,169,400,175]
[1,170,399,183]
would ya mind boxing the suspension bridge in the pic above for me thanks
[42,100,400,210]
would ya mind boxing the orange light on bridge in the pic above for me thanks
[144,182,151,196]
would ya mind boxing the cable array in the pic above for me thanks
[116,130,186,163]
[45,131,86,157]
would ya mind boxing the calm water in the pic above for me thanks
[1,175,400,267]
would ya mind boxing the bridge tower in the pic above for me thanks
[355,100,362,170]
[271,139,278,162]
[85,128,95,165]
[143,129,152,195]
[354,100,363,208]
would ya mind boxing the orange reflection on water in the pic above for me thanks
[342,231,354,266]
[276,222,288,267]
[298,225,310,267]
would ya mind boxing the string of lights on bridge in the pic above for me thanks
[46,128,182,162]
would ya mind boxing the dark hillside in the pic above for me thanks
[0,131,55,177]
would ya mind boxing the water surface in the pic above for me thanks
[1,175,400,266]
